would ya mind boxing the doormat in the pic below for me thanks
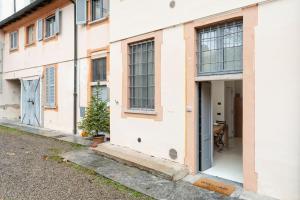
[193,178,235,196]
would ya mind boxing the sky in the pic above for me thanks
[0,0,31,21]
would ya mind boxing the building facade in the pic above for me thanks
[0,0,110,133]
[108,0,300,199]
[0,0,300,200]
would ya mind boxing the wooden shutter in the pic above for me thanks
[15,32,18,48]
[46,67,56,107]
[76,0,87,25]
[54,9,61,34]
[37,19,43,41]
[103,0,109,17]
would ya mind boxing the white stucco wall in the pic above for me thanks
[1,2,109,133]
[255,0,300,199]
[110,0,269,42]
[110,25,186,163]
[211,81,225,123]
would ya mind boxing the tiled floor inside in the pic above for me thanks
[204,137,243,183]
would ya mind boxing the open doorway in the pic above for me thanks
[199,80,243,183]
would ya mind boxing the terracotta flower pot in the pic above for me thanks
[90,135,105,148]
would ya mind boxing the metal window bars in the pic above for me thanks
[128,40,155,110]
[197,20,243,75]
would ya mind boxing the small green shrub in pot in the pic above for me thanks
[78,85,110,138]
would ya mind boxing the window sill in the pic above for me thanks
[90,81,108,86]
[9,48,18,53]
[88,16,109,27]
[43,35,57,43]
[25,42,36,48]
[44,106,58,111]
[124,109,157,115]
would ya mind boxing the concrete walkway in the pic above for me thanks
[62,149,238,200]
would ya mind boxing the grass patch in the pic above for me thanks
[68,162,153,199]
[0,125,25,136]
[47,151,153,200]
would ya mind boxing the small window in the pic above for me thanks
[10,31,18,50]
[45,66,56,108]
[92,85,109,102]
[45,15,55,38]
[92,57,107,82]
[128,40,155,110]
[26,24,35,45]
[91,0,109,21]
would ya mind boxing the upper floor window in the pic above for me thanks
[128,40,155,110]
[10,31,18,50]
[91,0,109,21]
[45,15,55,38]
[197,20,243,75]
[92,57,107,82]
[26,24,35,45]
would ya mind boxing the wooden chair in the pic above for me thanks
[214,121,227,151]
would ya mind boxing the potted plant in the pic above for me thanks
[78,85,110,147]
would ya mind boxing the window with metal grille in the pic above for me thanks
[45,15,55,38]
[129,40,155,110]
[197,20,243,75]
[91,0,109,21]
[92,57,106,82]
[10,31,18,50]
[45,66,56,107]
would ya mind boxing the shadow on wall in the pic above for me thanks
[0,79,21,120]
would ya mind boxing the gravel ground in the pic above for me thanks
[0,126,151,200]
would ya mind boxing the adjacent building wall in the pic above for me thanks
[255,0,300,199]
[1,1,110,133]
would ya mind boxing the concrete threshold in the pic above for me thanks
[92,142,189,181]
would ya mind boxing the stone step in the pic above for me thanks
[92,142,189,181]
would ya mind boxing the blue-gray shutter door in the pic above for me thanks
[76,0,87,24]
[21,80,30,125]
[21,79,41,127]
[200,82,212,171]
[49,67,55,107]
[37,19,43,41]
[32,79,41,126]
[54,9,61,34]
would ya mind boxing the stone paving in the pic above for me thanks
[0,125,150,200]
[62,150,238,200]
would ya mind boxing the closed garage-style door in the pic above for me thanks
[21,79,41,127]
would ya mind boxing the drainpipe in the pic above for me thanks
[70,0,78,135]
[13,0,16,13]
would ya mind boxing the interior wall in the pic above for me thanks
[212,80,242,138]
[211,81,225,123]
